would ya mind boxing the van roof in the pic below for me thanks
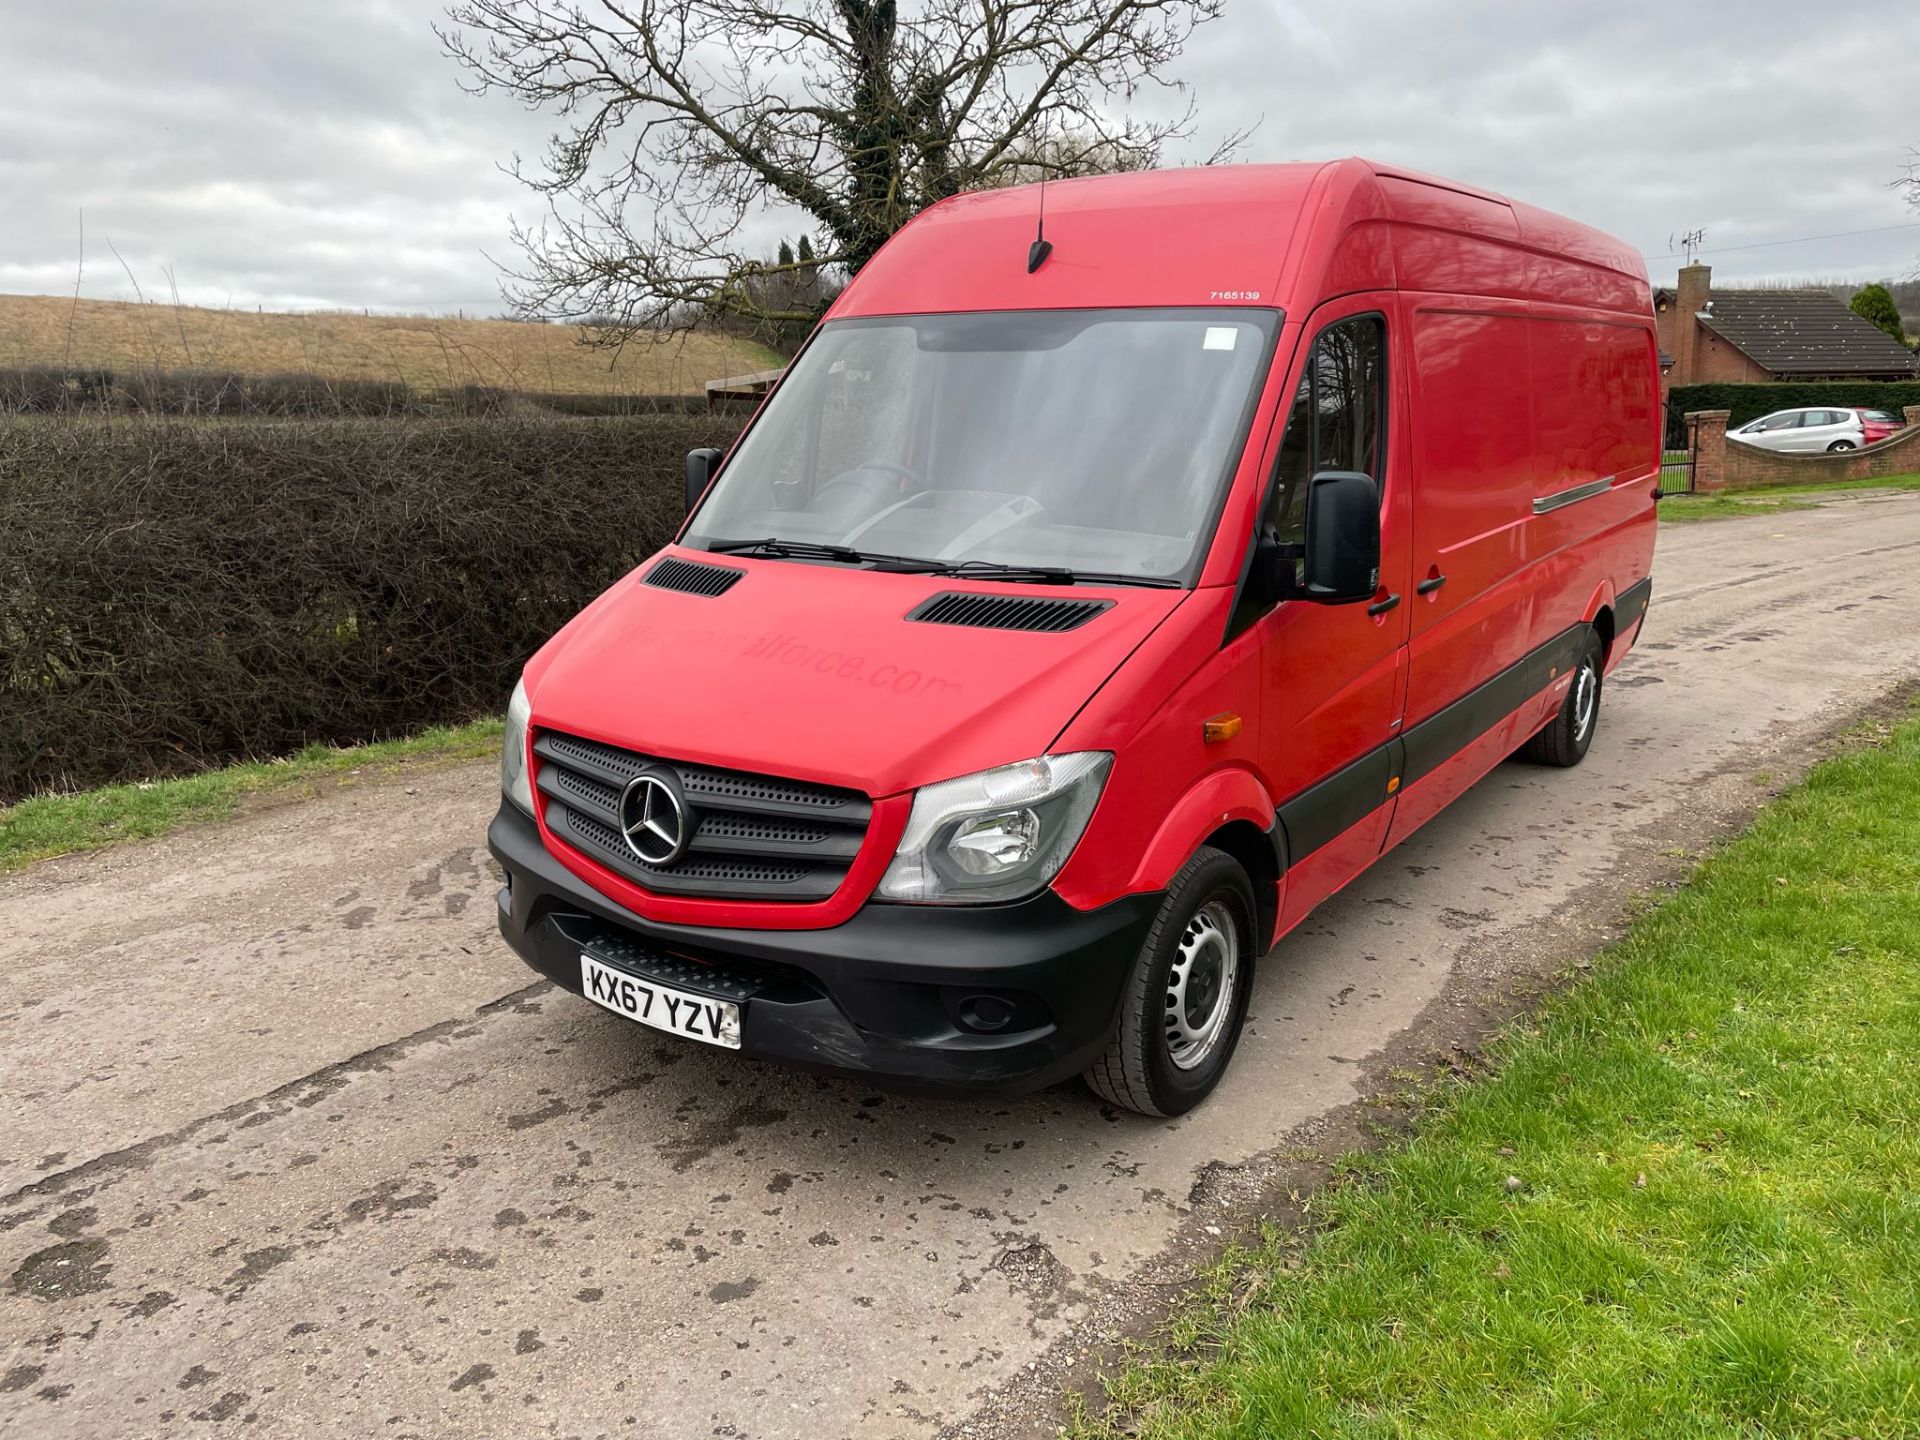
[829,159,1650,322]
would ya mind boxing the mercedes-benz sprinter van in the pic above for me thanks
[488,159,1658,1115]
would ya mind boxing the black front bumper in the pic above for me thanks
[487,801,1160,1094]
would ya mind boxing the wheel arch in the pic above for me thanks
[1117,765,1279,944]
[1580,577,1618,664]
[1199,819,1281,954]
[1591,603,1616,663]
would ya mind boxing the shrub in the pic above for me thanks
[0,366,78,413]
[0,364,744,419]
[449,383,519,415]
[115,368,251,415]
[0,412,744,801]
[529,391,717,417]
[0,366,424,417]
[245,372,417,416]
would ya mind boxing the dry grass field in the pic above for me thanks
[0,293,782,396]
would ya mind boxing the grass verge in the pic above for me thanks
[1661,472,1920,523]
[0,719,502,874]
[1075,709,1920,1439]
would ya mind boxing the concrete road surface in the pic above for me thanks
[6,492,1920,1439]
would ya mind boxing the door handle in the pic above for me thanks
[1367,592,1401,617]
[1416,573,1447,595]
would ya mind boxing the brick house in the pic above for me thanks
[1654,263,1918,390]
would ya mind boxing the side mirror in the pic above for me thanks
[1300,470,1380,604]
[685,447,724,515]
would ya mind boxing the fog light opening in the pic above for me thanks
[957,994,1017,1033]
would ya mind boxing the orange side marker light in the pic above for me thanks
[1203,712,1242,744]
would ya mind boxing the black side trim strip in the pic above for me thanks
[1275,746,1393,865]
[1615,576,1652,635]
[1400,624,1584,789]
[1275,622,1589,865]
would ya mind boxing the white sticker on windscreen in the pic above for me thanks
[1202,327,1238,351]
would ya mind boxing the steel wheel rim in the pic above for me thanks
[1164,899,1240,1071]
[1571,661,1598,743]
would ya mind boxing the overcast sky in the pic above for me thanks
[3,0,1916,316]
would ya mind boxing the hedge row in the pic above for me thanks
[0,413,743,801]
[1670,381,1920,434]
[0,365,736,419]
[530,391,724,417]
[1,365,418,416]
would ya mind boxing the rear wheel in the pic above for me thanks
[1518,626,1604,767]
[1084,846,1256,1117]
[1827,440,1857,452]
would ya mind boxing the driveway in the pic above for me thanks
[6,491,1920,1438]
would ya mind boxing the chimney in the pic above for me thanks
[1674,263,1710,386]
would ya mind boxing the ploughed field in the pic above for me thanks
[5,492,1920,1439]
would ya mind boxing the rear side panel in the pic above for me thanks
[1379,173,1657,852]
[1523,308,1662,652]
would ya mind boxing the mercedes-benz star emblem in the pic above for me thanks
[618,771,689,866]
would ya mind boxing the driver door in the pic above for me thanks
[1248,298,1411,933]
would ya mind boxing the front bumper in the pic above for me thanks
[487,801,1159,1094]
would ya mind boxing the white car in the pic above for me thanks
[1728,407,1867,453]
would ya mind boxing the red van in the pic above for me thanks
[489,159,1658,1115]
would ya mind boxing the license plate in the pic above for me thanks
[580,954,741,1050]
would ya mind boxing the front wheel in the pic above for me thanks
[1827,440,1857,452]
[1518,626,1604,767]
[1084,847,1256,1117]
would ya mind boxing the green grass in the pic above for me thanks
[0,719,502,873]
[1661,473,1920,523]
[1077,709,1920,1439]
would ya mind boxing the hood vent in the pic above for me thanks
[644,556,745,597]
[907,591,1113,633]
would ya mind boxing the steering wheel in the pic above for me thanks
[812,461,918,505]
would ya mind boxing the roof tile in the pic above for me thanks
[1698,290,1917,376]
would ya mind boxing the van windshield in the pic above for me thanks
[684,308,1279,585]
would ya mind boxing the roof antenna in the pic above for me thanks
[1027,154,1053,274]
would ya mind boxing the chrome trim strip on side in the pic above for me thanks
[1532,475,1615,515]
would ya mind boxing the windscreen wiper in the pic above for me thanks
[704,539,1179,588]
[703,536,933,568]
[931,559,1182,589]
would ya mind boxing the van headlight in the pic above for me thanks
[876,753,1112,904]
[500,677,535,815]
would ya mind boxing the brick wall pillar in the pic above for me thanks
[1905,404,1920,429]
[1687,410,1731,493]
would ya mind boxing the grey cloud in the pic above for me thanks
[1159,0,1920,283]
[2,0,1916,315]
[1,0,548,313]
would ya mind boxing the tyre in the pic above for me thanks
[1084,846,1256,1117]
[1518,626,1604,767]
[1827,440,1856,452]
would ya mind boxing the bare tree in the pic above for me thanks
[439,0,1239,344]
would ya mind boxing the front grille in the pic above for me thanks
[533,731,871,903]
